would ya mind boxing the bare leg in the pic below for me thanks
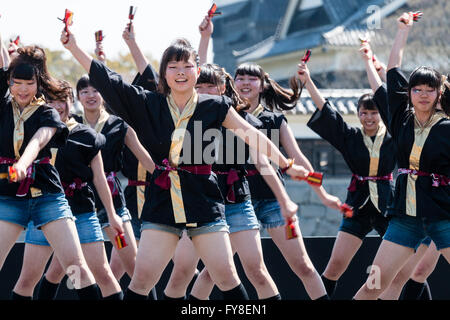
[322,231,363,280]
[128,229,179,295]
[41,218,96,289]
[164,232,199,298]
[104,221,137,278]
[354,240,414,300]
[267,222,326,299]
[231,229,278,299]
[13,244,53,297]
[0,221,24,270]
[379,244,428,300]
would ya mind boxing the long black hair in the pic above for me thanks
[197,63,249,111]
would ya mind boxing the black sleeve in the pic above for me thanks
[307,100,358,154]
[373,84,391,132]
[132,64,159,92]
[0,67,9,100]
[88,59,152,130]
[84,131,106,164]
[40,107,69,148]
[386,68,409,135]
[218,95,233,125]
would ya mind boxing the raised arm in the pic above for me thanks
[124,126,155,174]
[222,107,308,180]
[61,28,149,132]
[123,23,149,75]
[297,62,326,110]
[91,152,124,234]
[387,12,413,71]
[198,15,213,65]
[359,42,383,93]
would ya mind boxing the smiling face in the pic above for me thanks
[9,76,38,108]
[48,99,69,122]
[234,74,263,105]
[77,85,103,112]
[165,57,199,96]
[358,106,380,135]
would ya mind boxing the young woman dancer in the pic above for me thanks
[12,80,126,300]
[61,27,309,300]
[298,46,397,297]
[353,12,450,300]
[117,23,199,300]
[0,40,99,300]
[167,63,304,300]
[358,40,442,300]
[190,62,342,300]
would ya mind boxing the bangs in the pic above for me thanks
[76,75,93,94]
[197,65,221,86]
[357,93,378,111]
[409,67,441,90]
[166,44,196,65]
[234,63,263,79]
[10,63,37,81]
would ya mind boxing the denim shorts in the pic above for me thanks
[339,200,389,240]
[25,211,104,246]
[141,218,229,238]
[225,200,260,234]
[0,193,74,229]
[383,215,450,251]
[130,216,142,240]
[252,199,285,229]
[97,206,132,229]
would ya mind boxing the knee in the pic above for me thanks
[244,263,271,287]
[208,265,239,289]
[325,258,347,278]
[412,264,431,282]
[292,258,317,279]
[90,264,115,286]
[15,272,41,292]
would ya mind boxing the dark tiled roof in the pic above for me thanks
[283,89,371,115]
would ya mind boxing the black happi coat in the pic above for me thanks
[55,122,105,215]
[246,108,286,200]
[213,111,262,205]
[0,69,68,198]
[72,114,128,212]
[385,68,450,221]
[88,60,231,226]
[307,97,396,216]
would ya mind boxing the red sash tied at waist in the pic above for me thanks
[214,168,241,203]
[127,180,151,187]
[154,159,212,190]
[62,178,88,197]
[0,157,51,197]
[105,171,119,197]
[348,173,393,192]
[398,169,450,187]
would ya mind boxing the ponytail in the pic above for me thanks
[440,74,450,117]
